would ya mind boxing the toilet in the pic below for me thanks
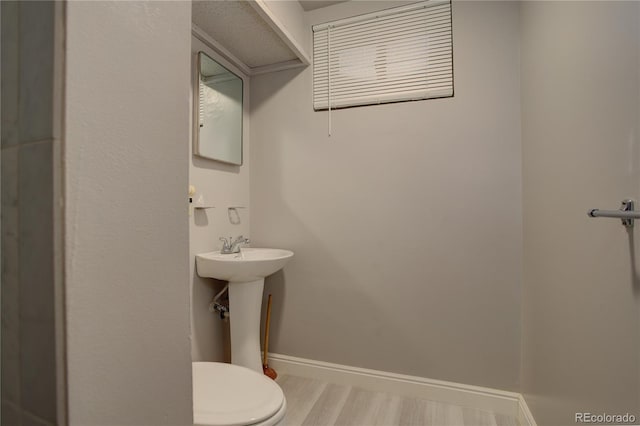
[192,362,286,426]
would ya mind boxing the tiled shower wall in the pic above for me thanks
[1,1,64,425]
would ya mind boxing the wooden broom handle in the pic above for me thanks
[263,294,273,366]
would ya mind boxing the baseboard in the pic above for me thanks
[518,395,538,426]
[268,353,527,419]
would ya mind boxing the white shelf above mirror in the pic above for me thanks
[192,0,310,76]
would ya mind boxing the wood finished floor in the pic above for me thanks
[276,375,520,426]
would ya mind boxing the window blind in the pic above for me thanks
[312,0,453,111]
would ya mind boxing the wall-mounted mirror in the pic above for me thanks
[195,51,243,165]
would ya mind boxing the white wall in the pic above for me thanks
[190,36,251,362]
[250,1,522,391]
[520,2,640,424]
[64,2,193,424]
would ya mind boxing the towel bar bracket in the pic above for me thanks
[588,199,638,228]
[621,199,634,228]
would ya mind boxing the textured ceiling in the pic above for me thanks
[298,0,349,11]
[192,1,297,68]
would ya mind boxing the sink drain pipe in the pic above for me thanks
[209,284,230,320]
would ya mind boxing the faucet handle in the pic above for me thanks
[235,235,250,244]
[219,237,231,250]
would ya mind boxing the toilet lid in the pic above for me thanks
[193,362,284,426]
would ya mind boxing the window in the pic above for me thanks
[312,0,453,111]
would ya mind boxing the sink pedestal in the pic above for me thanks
[228,278,264,373]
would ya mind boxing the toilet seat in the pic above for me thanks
[193,362,286,426]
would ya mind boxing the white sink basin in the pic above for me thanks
[196,248,294,283]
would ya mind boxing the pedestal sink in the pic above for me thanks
[196,248,293,373]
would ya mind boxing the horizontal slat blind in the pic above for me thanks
[313,0,453,110]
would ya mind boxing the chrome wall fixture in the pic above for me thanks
[588,199,640,228]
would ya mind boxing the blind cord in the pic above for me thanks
[328,25,332,137]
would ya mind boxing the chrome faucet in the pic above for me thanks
[220,236,250,254]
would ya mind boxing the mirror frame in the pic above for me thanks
[194,51,244,166]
